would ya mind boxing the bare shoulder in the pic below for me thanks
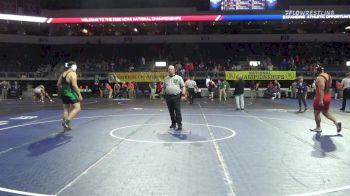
[67,71,77,79]
[321,73,331,80]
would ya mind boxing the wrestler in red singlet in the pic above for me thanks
[310,65,342,133]
[313,73,332,112]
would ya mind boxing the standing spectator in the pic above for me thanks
[149,82,157,100]
[198,62,205,71]
[121,82,128,98]
[175,62,182,73]
[234,75,246,110]
[208,80,217,101]
[180,68,186,78]
[185,76,198,104]
[255,81,260,98]
[13,81,22,99]
[224,80,231,99]
[99,83,105,98]
[187,62,194,77]
[297,76,308,112]
[288,57,295,70]
[310,80,316,98]
[340,72,350,112]
[128,82,135,98]
[281,58,288,70]
[0,80,10,100]
[335,80,342,100]
[267,63,274,71]
[157,82,165,101]
[251,81,260,100]
[218,79,227,102]
[250,81,256,100]
[291,80,297,99]
[273,80,281,99]
[105,83,113,99]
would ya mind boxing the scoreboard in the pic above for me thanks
[210,0,277,11]
[223,0,265,10]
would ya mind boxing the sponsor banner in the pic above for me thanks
[108,72,168,82]
[50,15,219,24]
[225,71,296,81]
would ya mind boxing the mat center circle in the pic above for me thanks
[109,123,236,144]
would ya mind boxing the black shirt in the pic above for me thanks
[234,79,245,95]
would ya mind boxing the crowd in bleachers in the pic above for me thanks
[0,43,349,75]
[0,21,346,37]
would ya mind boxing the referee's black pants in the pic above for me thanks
[165,94,182,127]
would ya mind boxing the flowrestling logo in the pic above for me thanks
[285,10,335,16]
[283,9,350,20]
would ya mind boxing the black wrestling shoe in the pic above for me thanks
[176,126,182,131]
[337,122,342,133]
[62,119,72,132]
[170,124,176,129]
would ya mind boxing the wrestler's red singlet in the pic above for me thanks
[313,74,332,112]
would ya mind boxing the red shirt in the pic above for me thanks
[336,81,342,91]
[106,84,112,91]
[128,82,135,90]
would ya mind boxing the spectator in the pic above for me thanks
[335,80,342,100]
[281,58,288,70]
[105,83,113,99]
[296,76,308,112]
[12,81,22,99]
[267,63,274,71]
[250,81,256,100]
[340,72,350,112]
[218,79,227,102]
[99,83,105,98]
[0,80,10,100]
[121,82,128,98]
[208,79,217,101]
[157,82,164,101]
[149,82,157,100]
[291,80,297,99]
[234,75,246,110]
[128,81,135,98]
[273,80,281,99]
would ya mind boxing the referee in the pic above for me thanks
[164,65,186,130]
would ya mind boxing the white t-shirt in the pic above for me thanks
[341,78,350,89]
[34,87,43,94]
[206,78,210,88]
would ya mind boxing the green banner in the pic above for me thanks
[225,71,296,81]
